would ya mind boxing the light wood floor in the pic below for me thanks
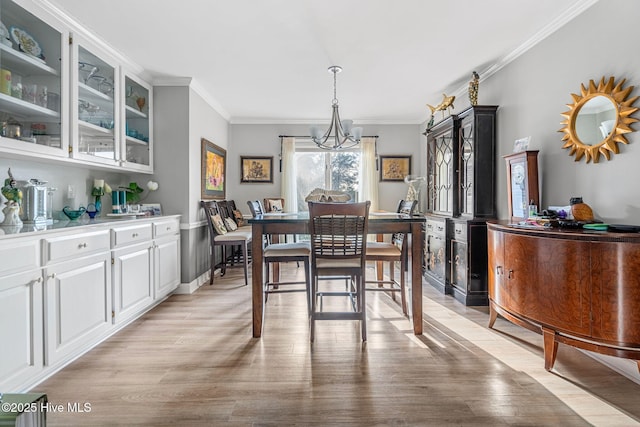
[36,263,640,426]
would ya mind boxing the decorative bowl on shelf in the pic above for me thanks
[62,206,86,220]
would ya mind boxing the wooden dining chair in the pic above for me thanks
[365,199,417,315]
[201,200,252,286]
[247,201,311,322]
[308,200,371,342]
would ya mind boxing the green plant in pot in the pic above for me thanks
[120,181,158,204]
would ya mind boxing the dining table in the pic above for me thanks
[249,211,426,337]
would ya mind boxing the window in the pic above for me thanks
[295,146,361,211]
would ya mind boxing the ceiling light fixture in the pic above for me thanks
[310,65,363,150]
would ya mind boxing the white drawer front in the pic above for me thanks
[44,230,110,265]
[111,224,153,248]
[153,219,179,238]
[0,239,40,275]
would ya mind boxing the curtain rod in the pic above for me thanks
[278,135,379,139]
[278,135,379,172]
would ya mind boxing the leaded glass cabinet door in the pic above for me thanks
[426,115,459,216]
[457,106,497,218]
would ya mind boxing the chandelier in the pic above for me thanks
[310,65,363,150]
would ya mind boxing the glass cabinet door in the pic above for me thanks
[70,36,119,166]
[121,70,152,171]
[0,0,68,157]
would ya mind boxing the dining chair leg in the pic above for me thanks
[359,275,367,341]
[209,252,215,285]
[242,242,249,286]
[390,261,397,302]
[400,261,407,315]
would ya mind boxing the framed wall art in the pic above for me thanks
[240,156,274,183]
[379,155,412,181]
[201,138,226,199]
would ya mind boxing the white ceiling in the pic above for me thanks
[45,0,594,124]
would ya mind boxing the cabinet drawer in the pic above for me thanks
[111,224,153,248]
[44,230,110,265]
[0,239,40,275]
[452,223,467,242]
[154,219,179,238]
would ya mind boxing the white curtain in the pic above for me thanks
[280,137,297,212]
[359,137,379,211]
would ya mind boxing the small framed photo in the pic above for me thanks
[380,155,412,181]
[141,203,162,216]
[240,156,273,183]
[514,136,531,153]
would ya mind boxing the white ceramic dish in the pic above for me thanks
[10,26,42,58]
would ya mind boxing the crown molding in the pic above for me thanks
[452,0,599,100]
[38,0,147,78]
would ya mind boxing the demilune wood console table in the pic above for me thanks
[487,221,640,372]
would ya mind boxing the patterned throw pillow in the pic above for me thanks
[233,209,246,227]
[210,213,227,235]
[224,217,238,231]
[268,199,283,212]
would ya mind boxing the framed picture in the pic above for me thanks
[140,203,162,216]
[380,155,412,181]
[240,156,274,183]
[201,138,226,200]
[514,136,531,153]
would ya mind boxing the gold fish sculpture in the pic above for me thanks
[427,94,456,118]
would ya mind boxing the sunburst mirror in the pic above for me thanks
[559,76,639,163]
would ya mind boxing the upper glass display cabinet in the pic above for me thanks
[0,0,68,157]
[70,35,119,166]
[121,70,152,171]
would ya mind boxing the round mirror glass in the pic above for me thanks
[574,96,616,145]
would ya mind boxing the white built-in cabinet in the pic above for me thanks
[0,215,180,392]
[0,238,43,392]
[153,219,181,299]
[111,223,154,324]
[42,230,112,366]
[0,0,153,173]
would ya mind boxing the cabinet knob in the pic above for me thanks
[132,233,138,237]
[48,273,56,279]
[78,243,87,248]
[508,269,514,279]
[33,277,42,284]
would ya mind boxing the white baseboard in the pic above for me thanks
[174,271,212,294]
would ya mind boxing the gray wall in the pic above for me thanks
[153,85,229,286]
[452,0,640,223]
[227,123,424,214]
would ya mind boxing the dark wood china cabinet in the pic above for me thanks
[424,105,498,305]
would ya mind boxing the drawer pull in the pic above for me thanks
[132,233,138,238]
[78,243,87,248]
[32,277,42,284]
[166,226,171,231]
[508,269,514,279]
